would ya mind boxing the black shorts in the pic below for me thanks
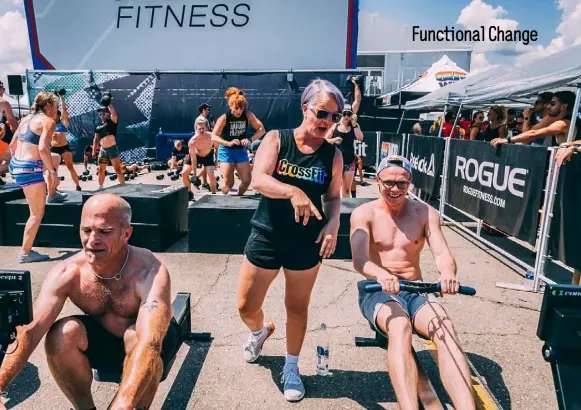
[50,145,71,155]
[244,226,322,271]
[73,314,182,373]
[185,149,215,168]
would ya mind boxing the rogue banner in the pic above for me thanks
[445,140,548,245]
[548,155,581,271]
[406,134,445,198]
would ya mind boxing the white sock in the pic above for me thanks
[250,326,267,341]
[285,353,299,368]
[98,185,103,189]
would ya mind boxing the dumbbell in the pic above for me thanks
[109,174,117,181]
[83,170,90,176]
[100,91,112,107]
[59,176,65,181]
[87,175,93,181]
[171,174,180,181]
[190,175,201,187]
[80,176,87,182]
[130,174,136,180]
[216,176,220,182]
[156,174,165,180]
[167,171,175,177]
[123,174,129,180]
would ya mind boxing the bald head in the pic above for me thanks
[82,194,132,227]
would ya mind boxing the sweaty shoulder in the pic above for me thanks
[131,246,163,281]
[45,254,83,294]
[350,200,377,225]
[410,199,432,224]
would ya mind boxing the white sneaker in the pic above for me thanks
[243,321,275,363]
[281,365,305,402]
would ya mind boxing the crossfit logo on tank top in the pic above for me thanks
[229,121,247,137]
[277,159,327,185]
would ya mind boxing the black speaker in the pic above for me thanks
[6,75,24,96]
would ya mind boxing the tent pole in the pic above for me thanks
[396,110,406,134]
[566,85,581,142]
[437,103,448,138]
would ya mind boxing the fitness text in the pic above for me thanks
[116,3,251,29]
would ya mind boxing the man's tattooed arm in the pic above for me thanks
[141,300,159,313]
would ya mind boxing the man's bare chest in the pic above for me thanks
[70,280,139,319]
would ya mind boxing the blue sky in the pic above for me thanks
[359,0,577,70]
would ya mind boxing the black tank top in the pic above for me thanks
[95,119,118,139]
[1,116,13,144]
[251,129,336,237]
[222,111,248,149]
[332,124,356,164]
[478,123,501,142]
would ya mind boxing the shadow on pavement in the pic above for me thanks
[5,362,40,409]
[160,340,212,410]
[257,355,398,410]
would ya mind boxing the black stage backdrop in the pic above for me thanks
[548,155,581,271]
[379,132,404,161]
[356,132,378,168]
[446,140,548,245]
[406,134,445,198]
[26,70,355,162]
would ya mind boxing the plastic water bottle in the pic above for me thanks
[159,127,162,135]
[525,271,534,280]
[316,323,330,376]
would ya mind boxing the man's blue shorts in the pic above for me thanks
[218,145,249,164]
[357,279,431,337]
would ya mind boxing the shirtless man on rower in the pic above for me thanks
[183,118,218,199]
[0,194,181,410]
[350,155,475,410]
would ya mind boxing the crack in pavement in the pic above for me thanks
[191,254,233,312]
[321,281,354,310]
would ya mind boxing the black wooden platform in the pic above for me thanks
[0,183,25,246]
[188,195,373,259]
[82,184,189,252]
[4,191,84,248]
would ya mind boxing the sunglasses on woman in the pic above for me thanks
[308,105,342,123]
[343,111,353,117]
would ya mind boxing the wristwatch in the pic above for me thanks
[352,123,358,129]
[574,143,580,154]
[559,143,569,149]
[49,168,57,174]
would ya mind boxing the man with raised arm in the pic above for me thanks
[350,155,475,410]
[0,194,181,410]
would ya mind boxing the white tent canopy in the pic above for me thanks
[1,94,29,112]
[462,44,581,107]
[404,66,512,110]
[378,55,468,107]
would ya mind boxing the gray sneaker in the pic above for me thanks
[281,365,305,402]
[243,320,275,363]
[56,190,68,197]
[46,192,67,204]
[19,250,50,263]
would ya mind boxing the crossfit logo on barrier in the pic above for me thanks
[409,152,435,176]
[454,156,527,198]
[277,159,327,185]
[353,140,368,158]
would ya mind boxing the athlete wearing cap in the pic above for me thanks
[93,104,125,189]
[349,155,476,410]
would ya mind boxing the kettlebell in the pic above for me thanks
[83,170,90,176]
[156,174,165,180]
[109,175,117,181]
[87,175,93,181]
[59,176,65,181]
[130,174,136,180]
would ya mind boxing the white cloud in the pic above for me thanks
[457,0,520,53]
[515,0,581,66]
[469,52,492,74]
[0,10,32,94]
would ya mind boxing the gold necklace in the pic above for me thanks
[90,248,130,281]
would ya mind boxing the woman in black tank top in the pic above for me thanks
[237,79,344,401]
[325,104,363,197]
[211,87,265,196]
[479,105,507,142]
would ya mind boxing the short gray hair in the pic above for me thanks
[301,79,344,112]
[118,199,132,227]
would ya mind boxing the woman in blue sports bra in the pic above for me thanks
[9,92,66,263]
[50,93,81,191]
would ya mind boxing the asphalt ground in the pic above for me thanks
[0,163,557,409]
